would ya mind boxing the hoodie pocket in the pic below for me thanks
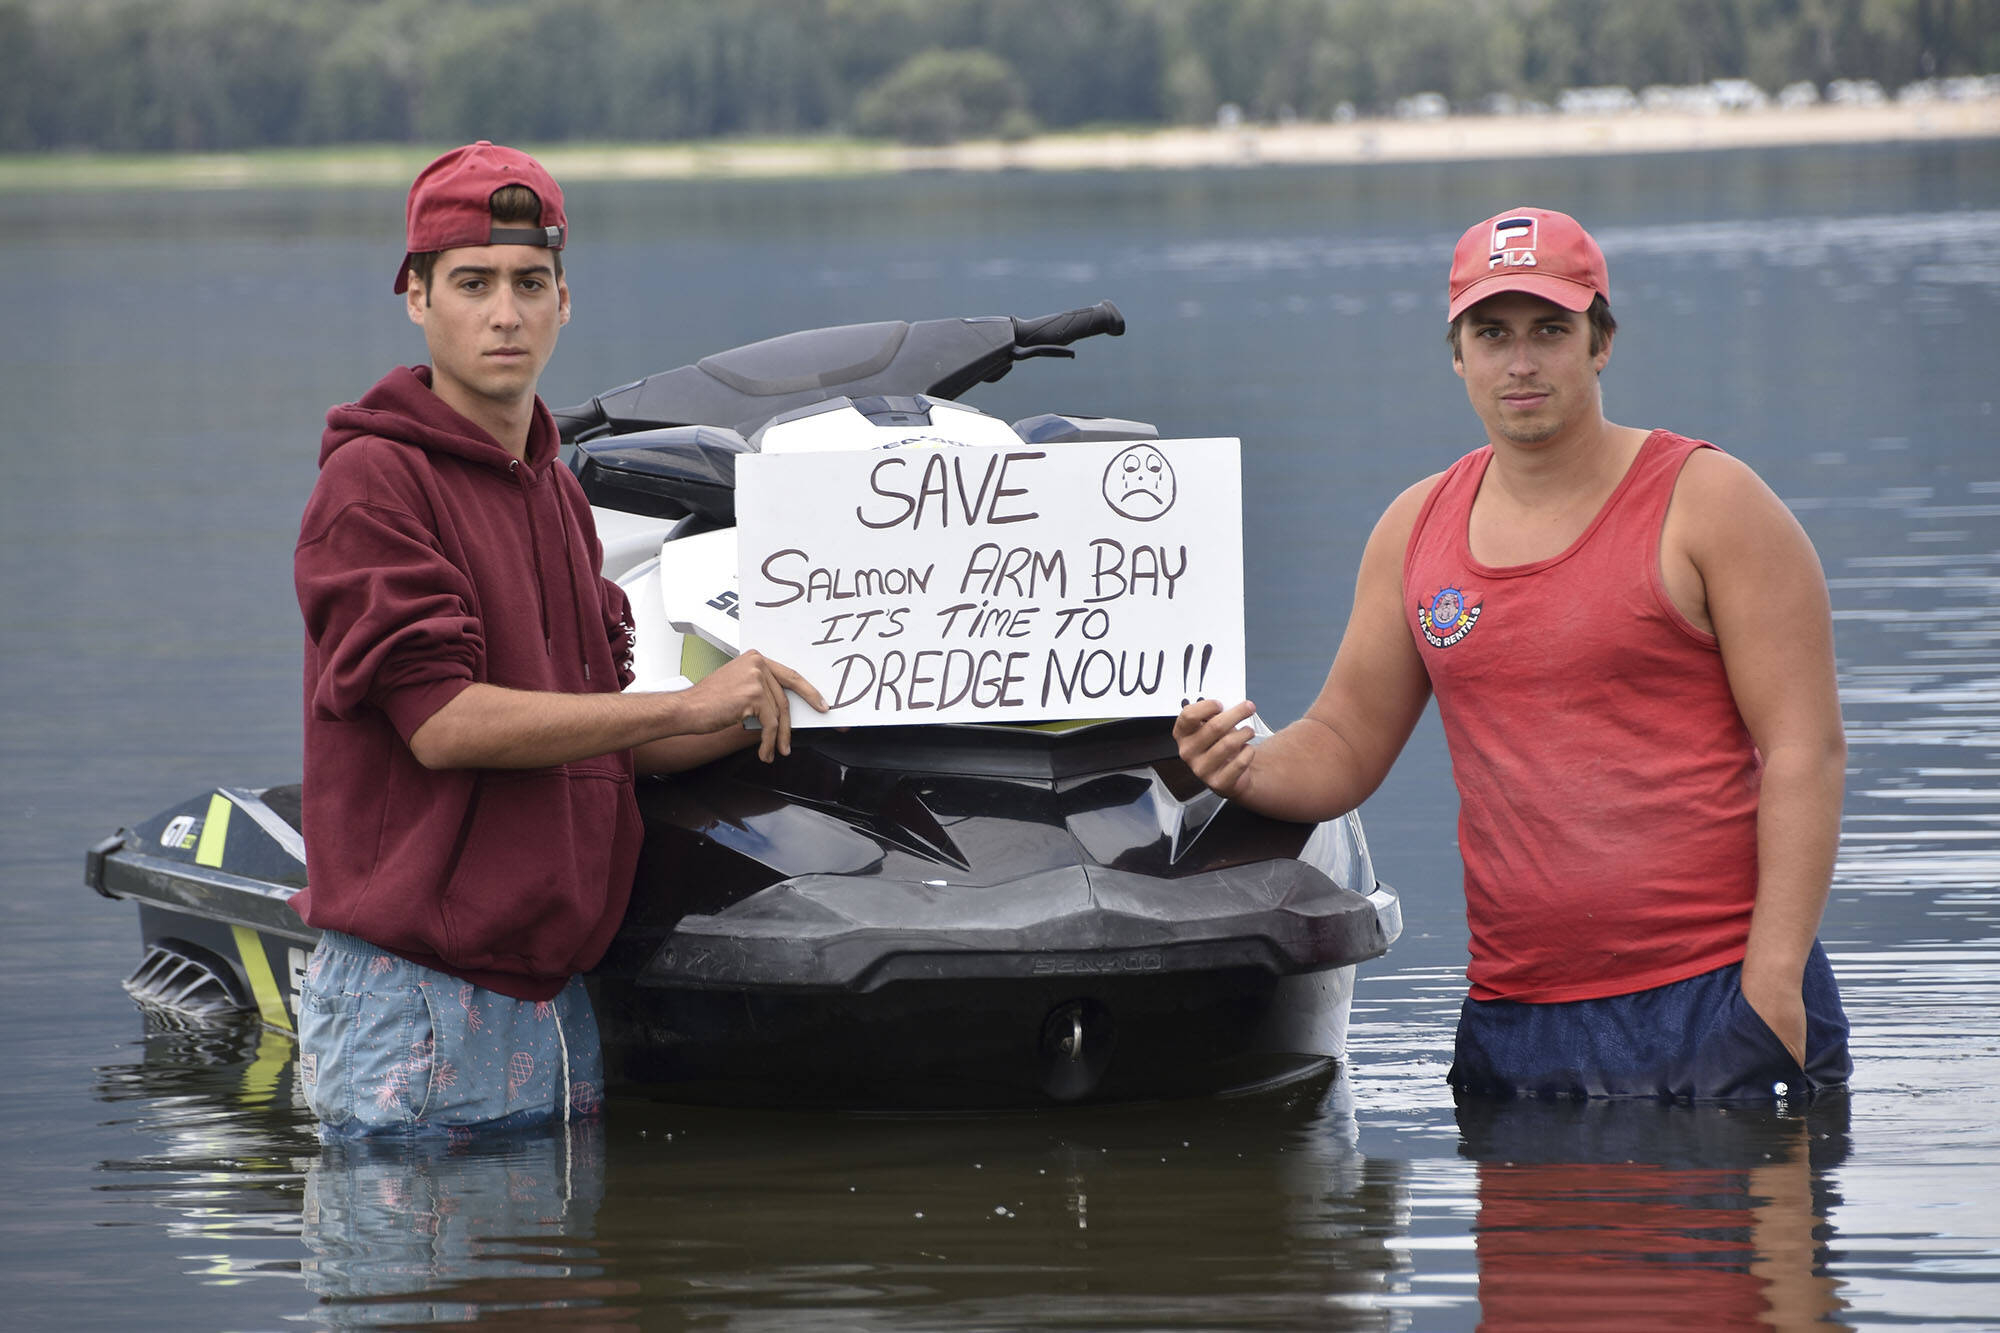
[437,758,634,977]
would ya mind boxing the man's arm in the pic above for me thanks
[408,649,826,769]
[632,726,761,775]
[1673,449,1846,1064]
[1174,478,1435,822]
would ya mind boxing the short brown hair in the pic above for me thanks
[1448,293,1617,360]
[405,184,565,296]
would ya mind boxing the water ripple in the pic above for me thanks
[1149,210,2000,283]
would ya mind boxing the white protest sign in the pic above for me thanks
[736,438,1244,726]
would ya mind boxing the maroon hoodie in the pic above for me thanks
[292,366,640,1001]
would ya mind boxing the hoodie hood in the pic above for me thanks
[321,364,561,472]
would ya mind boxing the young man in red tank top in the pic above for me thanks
[1175,207,1849,1101]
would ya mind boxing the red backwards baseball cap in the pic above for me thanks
[394,141,567,293]
[1447,207,1608,321]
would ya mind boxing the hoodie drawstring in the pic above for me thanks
[511,459,555,658]
[552,486,595,682]
[516,457,600,682]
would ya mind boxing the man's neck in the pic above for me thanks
[431,376,535,461]
[1465,416,1653,567]
[1485,415,1637,507]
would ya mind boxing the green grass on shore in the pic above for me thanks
[0,139,921,192]
[0,145,442,191]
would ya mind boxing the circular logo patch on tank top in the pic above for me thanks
[1418,586,1482,648]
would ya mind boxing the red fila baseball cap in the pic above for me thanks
[394,141,567,293]
[1447,206,1608,321]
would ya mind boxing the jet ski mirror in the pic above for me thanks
[574,426,749,526]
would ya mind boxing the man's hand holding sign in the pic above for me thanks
[736,437,1245,728]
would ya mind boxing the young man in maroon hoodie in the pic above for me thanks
[291,142,825,1135]
[1173,207,1850,1102]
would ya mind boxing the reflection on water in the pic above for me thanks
[303,1130,615,1328]
[1149,210,2000,288]
[1456,1088,1856,1328]
[95,1026,1426,1329]
[1455,1096,1852,1333]
[92,1015,1904,1331]
[585,1087,1399,1329]
[90,1018,313,1303]
[1831,537,2000,895]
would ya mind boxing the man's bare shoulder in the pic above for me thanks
[1367,471,1450,550]
[1672,444,1800,537]
[1392,470,1451,509]
[1667,443,1825,607]
[1678,440,1764,488]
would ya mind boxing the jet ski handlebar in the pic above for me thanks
[551,403,605,441]
[1012,300,1125,350]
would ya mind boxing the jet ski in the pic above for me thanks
[85,302,1402,1111]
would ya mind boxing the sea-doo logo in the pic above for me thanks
[705,589,741,620]
[876,434,958,451]
[160,815,200,851]
[1488,215,1539,270]
[1031,952,1164,976]
[1418,587,1482,648]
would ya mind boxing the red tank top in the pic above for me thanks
[1403,430,1761,1002]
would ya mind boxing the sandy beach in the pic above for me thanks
[4,98,1994,191]
[912,98,2000,172]
[450,98,2000,182]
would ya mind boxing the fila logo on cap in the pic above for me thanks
[1488,216,1538,270]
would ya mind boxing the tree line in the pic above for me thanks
[2,0,1993,153]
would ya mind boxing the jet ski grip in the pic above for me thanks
[1012,301,1125,349]
[552,401,609,443]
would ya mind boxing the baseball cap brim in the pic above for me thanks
[1447,270,1600,322]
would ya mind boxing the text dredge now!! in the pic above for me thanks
[736,438,1246,727]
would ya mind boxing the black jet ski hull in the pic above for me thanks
[594,966,1357,1110]
[87,721,1399,1111]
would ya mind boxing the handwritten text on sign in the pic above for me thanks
[736,438,1244,726]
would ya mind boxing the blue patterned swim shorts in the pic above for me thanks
[297,930,605,1138]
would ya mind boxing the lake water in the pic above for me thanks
[3,141,1998,1329]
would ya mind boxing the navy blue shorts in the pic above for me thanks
[1448,941,1851,1102]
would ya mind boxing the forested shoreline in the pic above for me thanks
[3,0,1994,153]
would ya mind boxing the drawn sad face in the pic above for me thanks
[1103,443,1177,521]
